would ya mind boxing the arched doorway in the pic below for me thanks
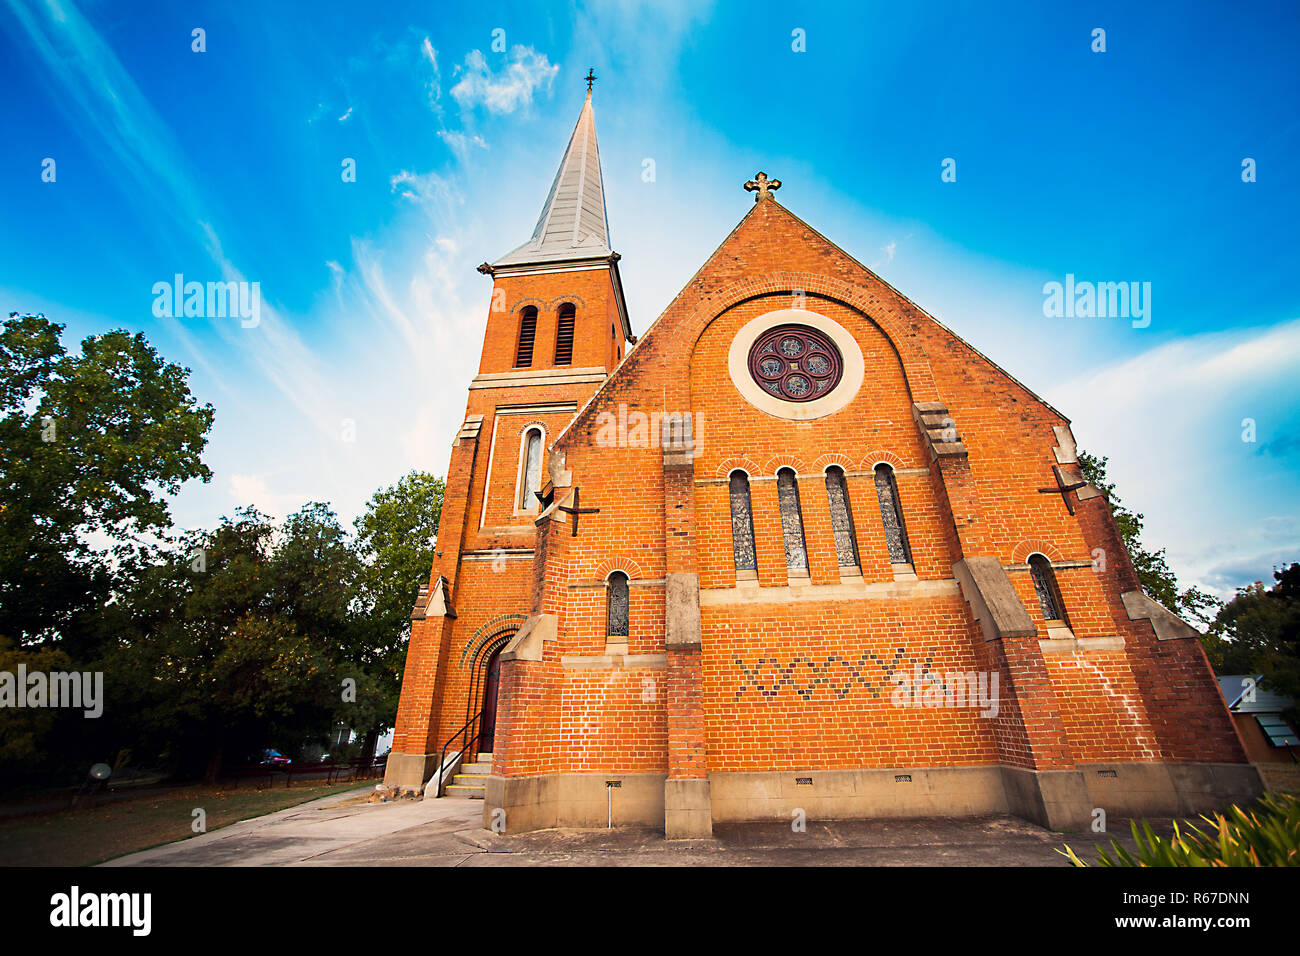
[478,645,504,754]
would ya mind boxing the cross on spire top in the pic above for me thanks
[585,68,597,92]
[744,171,781,202]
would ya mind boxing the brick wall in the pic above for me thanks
[393,196,1245,790]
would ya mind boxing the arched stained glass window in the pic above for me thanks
[874,464,912,564]
[728,470,757,572]
[825,466,860,568]
[607,571,629,638]
[519,428,543,509]
[1029,554,1066,622]
[776,468,808,571]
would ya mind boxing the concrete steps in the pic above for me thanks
[444,753,493,800]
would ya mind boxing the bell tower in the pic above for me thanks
[385,82,633,791]
[475,87,632,377]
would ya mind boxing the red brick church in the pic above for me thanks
[385,87,1260,837]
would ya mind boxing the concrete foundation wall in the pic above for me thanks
[709,766,1010,822]
[384,752,440,790]
[479,760,1265,834]
[999,766,1091,830]
[483,772,666,833]
[1163,762,1266,816]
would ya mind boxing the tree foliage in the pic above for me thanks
[355,471,443,644]
[0,313,446,789]
[104,506,356,781]
[1201,563,1300,721]
[0,313,213,647]
[351,471,443,751]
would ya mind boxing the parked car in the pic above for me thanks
[259,749,292,767]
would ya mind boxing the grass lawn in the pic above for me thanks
[0,779,371,866]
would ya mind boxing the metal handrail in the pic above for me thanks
[435,709,483,798]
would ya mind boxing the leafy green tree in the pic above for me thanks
[356,471,444,635]
[1077,451,1220,626]
[0,639,72,764]
[352,471,443,755]
[107,506,356,781]
[0,313,213,649]
[1202,564,1300,722]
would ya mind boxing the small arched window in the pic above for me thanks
[554,303,576,365]
[607,571,629,639]
[776,468,808,571]
[728,470,757,572]
[1028,554,1067,623]
[518,427,543,509]
[515,306,538,368]
[874,464,912,564]
[824,466,860,568]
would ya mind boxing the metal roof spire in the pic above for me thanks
[492,82,613,268]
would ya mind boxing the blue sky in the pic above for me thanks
[2,0,1297,597]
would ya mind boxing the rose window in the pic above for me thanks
[746,325,843,402]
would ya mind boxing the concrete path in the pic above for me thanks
[103,790,1151,866]
[102,788,482,867]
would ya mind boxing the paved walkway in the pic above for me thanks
[103,788,1150,866]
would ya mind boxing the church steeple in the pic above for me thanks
[474,82,632,375]
[493,89,613,268]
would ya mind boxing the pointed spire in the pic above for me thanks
[493,89,613,267]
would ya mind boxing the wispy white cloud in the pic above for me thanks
[1048,318,1300,596]
[869,233,912,270]
[4,0,206,240]
[420,35,442,113]
[438,130,489,163]
[569,0,714,89]
[2,0,394,516]
[196,223,341,439]
[389,168,456,208]
[1200,547,1297,592]
[450,45,559,115]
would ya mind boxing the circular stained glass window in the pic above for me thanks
[746,324,843,402]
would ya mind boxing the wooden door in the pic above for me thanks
[478,648,502,754]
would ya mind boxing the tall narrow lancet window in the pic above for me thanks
[554,303,576,365]
[519,428,543,509]
[515,307,538,368]
[824,466,860,568]
[873,464,912,564]
[728,470,757,572]
[776,468,808,572]
[606,571,629,639]
[1029,554,1067,623]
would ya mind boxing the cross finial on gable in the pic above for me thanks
[585,68,597,92]
[744,171,781,202]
